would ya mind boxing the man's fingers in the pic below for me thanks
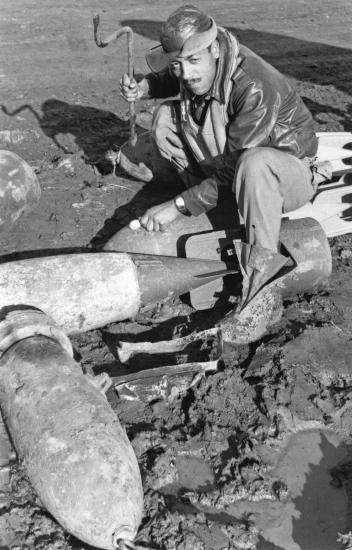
[121,73,130,87]
[158,144,187,161]
[120,77,139,102]
[138,200,179,233]
[166,132,184,149]
[139,212,156,232]
[154,128,183,148]
[171,148,188,161]
[146,218,154,232]
[164,142,187,160]
[154,129,187,160]
[120,74,138,90]
[139,214,162,232]
[157,146,172,161]
[139,212,149,228]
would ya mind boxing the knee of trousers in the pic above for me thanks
[234,147,281,196]
[235,147,280,177]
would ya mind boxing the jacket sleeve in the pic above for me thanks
[181,77,281,216]
[145,68,180,99]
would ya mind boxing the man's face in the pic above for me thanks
[170,45,218,96]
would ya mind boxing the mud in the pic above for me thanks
[1,0,352,549]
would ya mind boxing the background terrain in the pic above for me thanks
[0,1,352,549]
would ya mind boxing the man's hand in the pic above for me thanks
[139,200,180,232]
[119,73,146,102]
[152,104,187,162]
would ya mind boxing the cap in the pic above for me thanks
[146,5,217,73]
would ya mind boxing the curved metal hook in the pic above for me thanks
[93,14,136,145]
[93,14,134,77]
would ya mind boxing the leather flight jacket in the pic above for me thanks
[147,27,318,216]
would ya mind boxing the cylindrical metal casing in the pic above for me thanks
[103,199,239,257]
[0,150,41,231]
[0,309,143,549]
[0,253,142,334]
[0,252,236,334]
[278,217,332,296]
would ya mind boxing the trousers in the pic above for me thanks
[170,146,316,252]
[234,147,316,251]
[152,102,316,252]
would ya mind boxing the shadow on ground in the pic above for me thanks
[291,434,352,550]
[1,100,148,170]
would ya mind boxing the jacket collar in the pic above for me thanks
[209,28,239,104]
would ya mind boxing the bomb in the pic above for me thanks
[105,217,332,310]
[0,150,41,231]
[104,201,240,257]
[0,251,235,334]
[0,307,143,549]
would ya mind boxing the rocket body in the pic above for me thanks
[0,252,235,334]
[0,309,143,549]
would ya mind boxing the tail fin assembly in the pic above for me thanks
[287,132,352,237]
[316,131,352,166]
[287,174,352,237]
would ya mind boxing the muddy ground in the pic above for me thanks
[1,0,352,549]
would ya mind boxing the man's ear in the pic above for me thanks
[211,40,220,59]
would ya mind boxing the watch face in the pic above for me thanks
[175,195,190,216]
[175,196,186,211]
[176,197,183,205]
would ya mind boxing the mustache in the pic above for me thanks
[183,78,201,85]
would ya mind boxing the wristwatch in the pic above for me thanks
[174,195,190,216]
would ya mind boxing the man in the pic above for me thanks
[120,5,319,340]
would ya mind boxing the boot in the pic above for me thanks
[220,242,291,345]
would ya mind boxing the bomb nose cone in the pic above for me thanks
[132,253,239,305]
[0,150,41,232]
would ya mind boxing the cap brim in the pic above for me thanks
[145,19,218,74]
[146,45,178,73]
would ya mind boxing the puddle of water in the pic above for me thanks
[176,454,216,492]
[156,453,216,496]
[228,429,351,550]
